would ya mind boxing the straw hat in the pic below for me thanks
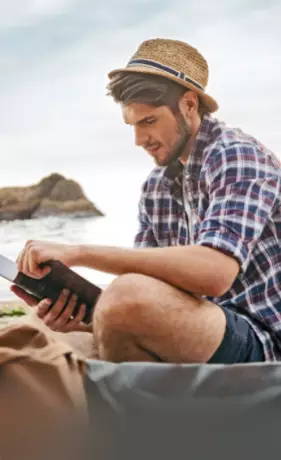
[108,38,218,112]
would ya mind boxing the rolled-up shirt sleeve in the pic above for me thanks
[196,145,280,272]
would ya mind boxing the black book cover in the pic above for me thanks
[14,260,102,324]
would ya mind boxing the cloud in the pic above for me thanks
[31,0,75,16]
[0,0,75,27]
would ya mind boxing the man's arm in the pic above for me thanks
[17,240,239,298]
[74,243,239,297]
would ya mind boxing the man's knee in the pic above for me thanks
[93,273,148,334]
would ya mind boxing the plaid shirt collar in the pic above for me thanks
[163,113,218,189]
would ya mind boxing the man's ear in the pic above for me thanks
[178,90,199,118]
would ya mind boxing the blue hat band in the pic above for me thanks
[127,58,204,92]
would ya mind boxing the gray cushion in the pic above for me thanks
[85,361,281,460]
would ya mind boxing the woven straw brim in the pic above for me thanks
[108,66,219,113]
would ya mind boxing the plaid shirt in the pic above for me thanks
[134,114,281,361]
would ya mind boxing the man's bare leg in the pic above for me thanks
[93,273,226,363]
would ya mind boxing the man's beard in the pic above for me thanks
[155,112,192,167]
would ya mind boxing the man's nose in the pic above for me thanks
[134,126,148,147]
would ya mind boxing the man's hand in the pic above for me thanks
[11,285,91,332]
[36,289,90,332]
[16,240,79,279]
[14,240,92,332]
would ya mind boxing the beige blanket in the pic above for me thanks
[0,302,93,460]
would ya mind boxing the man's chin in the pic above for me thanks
[150,147,182,167]
[154,158,168,167]
[153,153,171,167]
[154,155,178,168]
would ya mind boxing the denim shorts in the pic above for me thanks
[208,307,265,364]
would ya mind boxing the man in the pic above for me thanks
[13,38,281,364]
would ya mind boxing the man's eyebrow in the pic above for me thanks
[135,115,155,125]
[124,115,155,125]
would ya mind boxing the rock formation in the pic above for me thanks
[0,173,104,221]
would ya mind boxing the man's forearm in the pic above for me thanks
[70,244,239,297]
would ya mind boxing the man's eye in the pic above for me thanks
[145,118,155,125]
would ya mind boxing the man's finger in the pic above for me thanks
[10,285,39,306]
[24,250,41,279]
[39,265,52,277]
[43,289,71,326]
[51,293,78,330]
[37,298,53,318]
[16,250,24,273]
[16,242,47,279]
[61,304,87,333]
[28,250,51,279]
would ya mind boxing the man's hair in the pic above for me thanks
[107,72,208,117]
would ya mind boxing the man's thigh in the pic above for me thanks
[94,273,227,363]
[208,307,265,364]
[95,274,266,364]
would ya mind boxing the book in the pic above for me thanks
[0,255,102,324]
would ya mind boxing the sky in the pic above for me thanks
[0,0,281,217]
